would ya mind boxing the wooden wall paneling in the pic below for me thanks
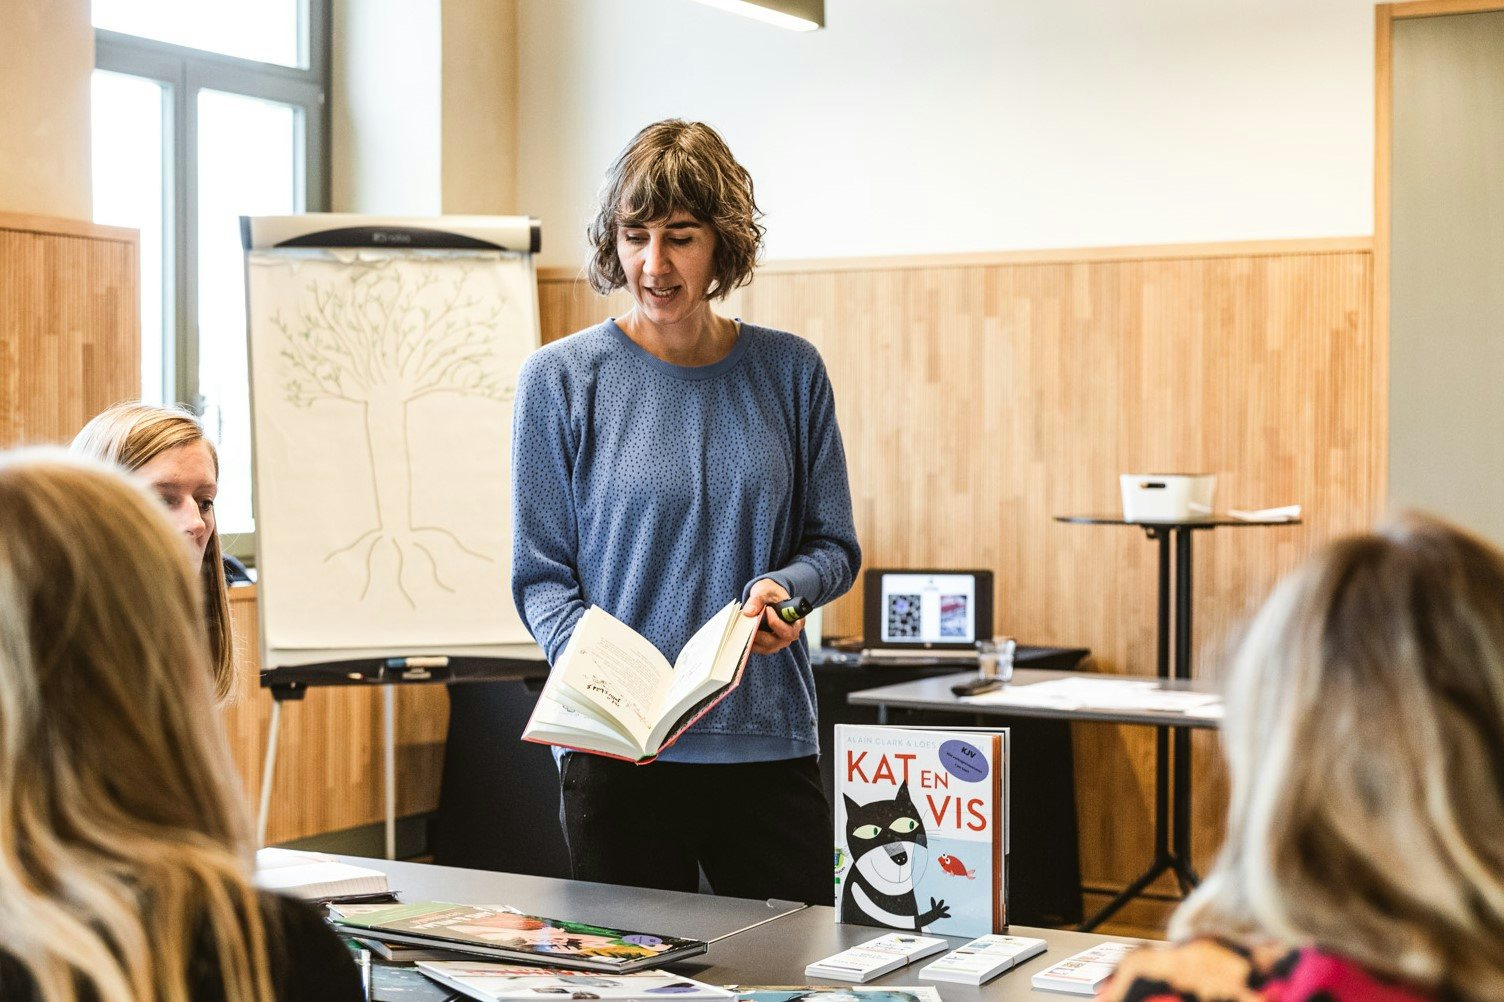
[0,211,139,446]
[221,587,450,844]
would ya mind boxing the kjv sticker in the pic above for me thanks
[938,739,989,782]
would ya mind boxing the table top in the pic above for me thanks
[1055,513,1302,529]
[342,857,1149,1000]
[345,856,802,944]
[685,905,1145,998]
[847,667,1223,730]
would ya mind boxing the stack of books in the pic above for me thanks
[329,900,708,974]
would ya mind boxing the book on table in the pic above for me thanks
[346,933,473,962]
[833,724,1009,937]
[803,932,949,982]
[1029,941,1134,995]
[253,848,390,902]
[414,963,734,1001]
[918,933,1047,985]
[521,601,758,763]
[328,901,708,974]
[732,989,942,1002]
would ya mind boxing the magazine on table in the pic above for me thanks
[415,963,734,1001]
[330,901,707,974]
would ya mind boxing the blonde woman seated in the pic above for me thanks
[0,450,363,1002]
[1101,514,1504,1002]
[72,402,235,702]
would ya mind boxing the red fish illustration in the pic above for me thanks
[936,853,976,879]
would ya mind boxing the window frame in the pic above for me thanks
[94,5,330,553]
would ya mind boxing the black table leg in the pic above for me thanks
[1171,528,1199,892]
[1078,530,1176,931]
[1078,526,1205,929]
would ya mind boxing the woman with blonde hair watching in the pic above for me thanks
[0,450,362,1001]
[71,401,236,702]
[1102,513,1504,1001]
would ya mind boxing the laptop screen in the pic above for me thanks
[862,568,994,651]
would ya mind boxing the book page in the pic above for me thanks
[654,602,756,749]
[526,689,637,751]
[664,600,740,706]
[557,607,672,744]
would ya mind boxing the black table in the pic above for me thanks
[259,652,548,858]
[1052,514,1298,928]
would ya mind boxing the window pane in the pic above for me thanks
[92,70,169,404]
[94,0,304,68]
[198,89,301,537]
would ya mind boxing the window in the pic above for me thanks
[91,2,329,545]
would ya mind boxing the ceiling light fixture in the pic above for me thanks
[690,0,825,32]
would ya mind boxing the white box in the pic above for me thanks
[1119,473,1216,521]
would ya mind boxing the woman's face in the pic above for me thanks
[135,440,217,565]
[616,209,717,331]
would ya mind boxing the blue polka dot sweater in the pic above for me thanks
[511,319,861,763]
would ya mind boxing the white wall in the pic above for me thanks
[0,0,93,219]
[518,0,1376,269]
[331,0,442,214]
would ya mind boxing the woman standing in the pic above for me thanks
[512,120,860,904]
[72,402,236,703]
[0,450,362,1001]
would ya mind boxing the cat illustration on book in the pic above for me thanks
[840,781,950,931]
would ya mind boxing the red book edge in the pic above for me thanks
[993,731,1005,931]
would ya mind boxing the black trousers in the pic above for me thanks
[559,753,831,905]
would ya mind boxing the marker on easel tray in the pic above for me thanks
[382,655,450,680]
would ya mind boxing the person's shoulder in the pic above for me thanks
[537,322,622,365]
[738,322,826,372]
[259,891,365,1002]
[1098,939,1272,1001]
[1100,940,1440,1002]
[520,322,621,382]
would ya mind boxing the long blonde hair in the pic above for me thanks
[1173,512,1504,997]
[71,402,236,703]
[0,450,274,1002]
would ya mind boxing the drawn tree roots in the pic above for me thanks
[326,524,490,609]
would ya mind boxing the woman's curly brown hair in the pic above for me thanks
[585,120,765,299]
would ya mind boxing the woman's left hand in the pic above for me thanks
[744,578,803,655]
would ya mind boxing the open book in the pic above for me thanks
[522,600,758,763]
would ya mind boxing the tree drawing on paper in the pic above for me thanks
[275,262,508,607]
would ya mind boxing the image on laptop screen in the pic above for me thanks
[863,568,994,652]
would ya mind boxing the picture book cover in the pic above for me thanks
[331,901,707,974]
[730,989,942,1002]
[833,725,1008,937]
[415,963,734,1001]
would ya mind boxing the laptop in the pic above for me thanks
[853,568,995,663]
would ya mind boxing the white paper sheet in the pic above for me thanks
[247,248,538,655]
[964,676,1221,714]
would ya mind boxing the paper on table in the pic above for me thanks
[964,676,1221,714]
[1228,504,1301,522]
